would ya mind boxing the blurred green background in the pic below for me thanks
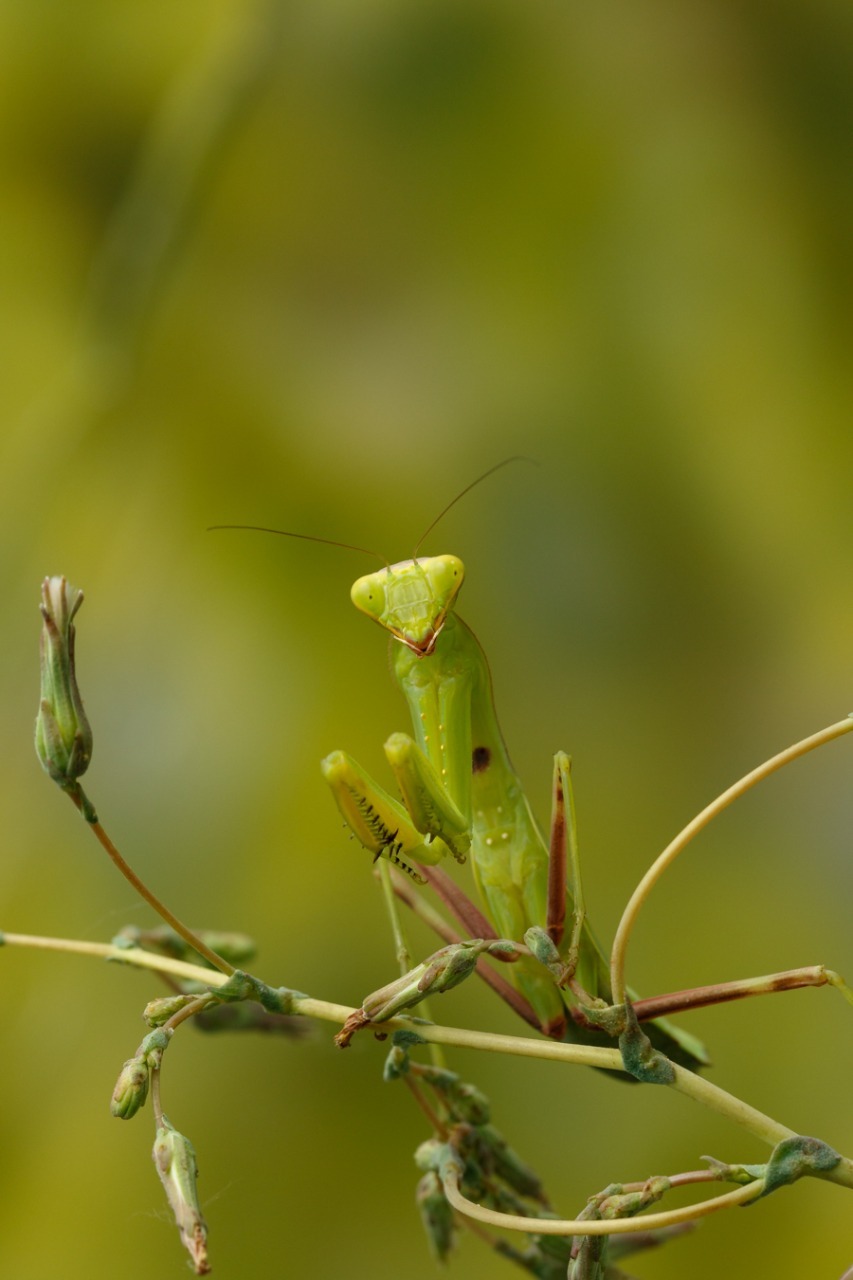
[1,1,852,1276]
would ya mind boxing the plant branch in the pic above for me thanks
[441,1161,763,1234]
[610,716,853,1006]
[7,929,853,1191]
[69,798,235,976]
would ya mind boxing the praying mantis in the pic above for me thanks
[316,468,710,1071]
[214,465,850,1072]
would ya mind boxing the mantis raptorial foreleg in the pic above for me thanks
[322,747,468,883]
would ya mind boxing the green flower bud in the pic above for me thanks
[360,965,433,1021]
[362,942,485,1024]
[110,1056,149,1119]
[152,1119,210,1275]
[477,1124,546,1202]
[140,1027,171,1070]
[443,1080,491,1127]
[414,1137,446,1173]
[523,925,562,971]
[35,577,94,798]
[416,1171,456,1263]
[143,995,198,1028]
[419,942,482,995]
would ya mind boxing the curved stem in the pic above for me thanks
[610,717,853,1006]
[441,1163,763,1234]
[164,994,218,1032]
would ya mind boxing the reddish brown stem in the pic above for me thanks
[389,868,544,1033]
[70,795,234,977]
[633,966,833,1022]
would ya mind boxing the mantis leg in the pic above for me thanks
[321,750,454,883]
[547,752,588,966]
[545,751,612,1006]
[384,731,471,863]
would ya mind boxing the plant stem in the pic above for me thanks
[0,932,223,985]
[441,1163,764,1235]
[377,860,446,1068]
[610,716,853,1006]
[150,1059,165,1128]
[7,929,853,1191]
[69,795,234,976]
[377,860,413,975]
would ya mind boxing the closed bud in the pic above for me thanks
[35,577,93,797]
[139,1027,171,1071]
[110,1056,149,1119]
[419,942,482,995]
[152,1119,210,1275]
[479,1124,547,1202]
[414,1138,446,1173]
[416,1171,456,1263]
[361,962,435,1022]
[361,942,486,1025]
[143,995,198,1028]
[443,1080,491,1126]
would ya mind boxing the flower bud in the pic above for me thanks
[523,925,562,970]
[139,1027,171,1070]
[414,1137,448,1173]
[443,1080,491,1127]
[416,1171,456,1263]
[362,942,485,1024]
[152,1119,210,1275]
[110,1056,150,1119]
[143,995,198,1028]
[477,1124,546,1202]
[418,942,482,995]
[35,577,93,795]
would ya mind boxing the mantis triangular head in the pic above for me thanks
[350,555,465,656]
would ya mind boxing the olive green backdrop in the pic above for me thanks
[1,2,852,1277]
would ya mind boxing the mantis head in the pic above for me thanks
[351,555,465,656]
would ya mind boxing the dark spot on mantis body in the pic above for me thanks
[472,746,491,773]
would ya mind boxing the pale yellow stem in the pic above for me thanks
[610,717,853,1006]
[442,1163,763,1235]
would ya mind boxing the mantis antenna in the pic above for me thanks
[207,524,389,568]
[411,455,536,561]
[209,455,534,567]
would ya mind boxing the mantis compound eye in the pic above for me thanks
[351,573,387,622]
[425,555,465,609]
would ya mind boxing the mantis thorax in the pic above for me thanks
[350,555,464,656]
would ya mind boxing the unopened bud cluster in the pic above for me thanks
[398,1055,550,1266]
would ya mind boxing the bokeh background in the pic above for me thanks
[1,2,852,1277]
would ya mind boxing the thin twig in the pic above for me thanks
[610,717,853,1006]
[72,801,234,976]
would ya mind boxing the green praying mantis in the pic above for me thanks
[215,463,850,1073]
[318,515,708,1072]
